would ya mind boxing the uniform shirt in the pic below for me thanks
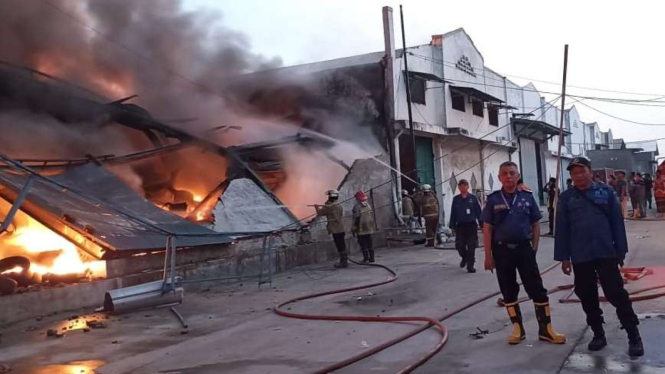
[554,183,628,264]
[415,192,439,218]
[352,201,375,235]
[481,189,542,243]
[402,196,415,216]
[449,193,482,228]
[317,202,345,234]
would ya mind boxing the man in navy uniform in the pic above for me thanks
[482,161,565,345]
[555,156,643,356]
[449,179,482,273]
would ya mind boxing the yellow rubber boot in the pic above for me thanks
[534,302,566,344]
[505,302,526,345]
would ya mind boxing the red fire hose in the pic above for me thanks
[274,261,665,373]
[275,260,561,373]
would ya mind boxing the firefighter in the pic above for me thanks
[315,189,347,268]
[482,161,565,345]
[449,179,482,273]
[401,189,416,233]
[415,184,440,247]
[555,156,643,356]
[352,190,375,263]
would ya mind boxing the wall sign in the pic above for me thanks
[456,55,476,77]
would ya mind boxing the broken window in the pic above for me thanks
[472,99,484,117]
[408,75,426,105]
[452,93,465,112]
[488,105,499,126]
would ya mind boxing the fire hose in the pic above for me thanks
[274,261,665,374]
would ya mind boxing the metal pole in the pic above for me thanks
[399,5,418,186]
[553,45,569,231]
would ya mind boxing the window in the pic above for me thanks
[452,93,465,112]
[408,75,426,105]
[472,99,484,117]
[488,105,499,126]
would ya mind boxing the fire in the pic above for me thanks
[1,198,106,280]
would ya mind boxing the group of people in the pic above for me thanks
[482,158,643,356]
[316,156,644,357]
[314,189,376,268]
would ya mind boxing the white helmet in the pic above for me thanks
[326,189,339,197]
[421,184,432,191]
[401,189,409,196]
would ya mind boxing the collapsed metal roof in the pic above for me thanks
[0,161,233,258]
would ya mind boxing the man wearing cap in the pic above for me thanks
[315,190,348,268]
[415,184,440,247]
[555,156,643,356]
[482,161,565,345]
[449,179,482,273]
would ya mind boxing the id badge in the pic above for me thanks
[466,208,471,215]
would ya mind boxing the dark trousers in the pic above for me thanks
[425,217,439,246]
[332,233,346,254]
[646,193,653,209]
[572,258,639,329]
[548,207,555,234]
[455,224,477,268]
[357,234,372,252]
[492,242,548,304]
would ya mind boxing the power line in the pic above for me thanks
[575,100,665,126]
[407,52,665,98]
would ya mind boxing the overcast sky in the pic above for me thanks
[187,0,665,159]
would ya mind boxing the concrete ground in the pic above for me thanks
[1,219,664,374]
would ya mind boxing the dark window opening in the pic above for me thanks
[452,93,465,112]
[472,99,484,117]
[488,105,499,126]
[408,75,426,105]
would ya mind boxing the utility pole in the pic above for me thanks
[553,45,569,231]
[400,5,418,187]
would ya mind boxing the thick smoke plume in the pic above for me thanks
[0,0,382,220]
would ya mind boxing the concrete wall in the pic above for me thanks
[567,106,586,156]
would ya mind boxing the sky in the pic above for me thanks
[187,0,665,160]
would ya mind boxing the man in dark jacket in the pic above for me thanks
[449,179,482,273]
[555,156,643,357]
[644,173,654,210]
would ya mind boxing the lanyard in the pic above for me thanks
[501,191,517,211]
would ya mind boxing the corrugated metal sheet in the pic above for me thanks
[0,164,232,255]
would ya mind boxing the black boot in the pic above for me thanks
[361,250,369,264]
[588,324,607,351]
[368,250,375,263]
[534,302,566,344]
[625,325,644,357]
[334,252,348,268]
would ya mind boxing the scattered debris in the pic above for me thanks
[361,341,369,347]
[83,328,91,333]
[86,320,107,329]
[46,329,65,338]
[181,329,189,335]
[111,340,119,344]
[469,327,489,340]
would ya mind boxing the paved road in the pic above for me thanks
[1,221,664,374]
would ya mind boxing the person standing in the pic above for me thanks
[554,156,643,356]
[449,179,482,273]
[644,173,654,210]
[415,184,440,247]
[616,171,629,218]
[482,161,565,345]
[315,189,348,268]
[401,189,416,233]
[544,177,559,236]
[654,171,665,219]
[630,173,646,218]
[608,175,618,194]
[352,190,376,263]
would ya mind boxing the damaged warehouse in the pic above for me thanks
[0,43,400,322]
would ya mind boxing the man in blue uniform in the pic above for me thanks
[449,179,482,273]
[555,156,643,356]
[482,161,565,345]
